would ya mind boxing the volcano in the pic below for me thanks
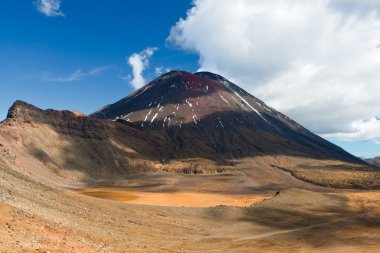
[91,71,363,164]
[2,71,380,252]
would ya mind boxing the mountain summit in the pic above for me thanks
[92,71,276,129]
[91,71,363,164]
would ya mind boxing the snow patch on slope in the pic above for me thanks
[233,91,272,126]
[142,109,152,127]
[220,95,229,104]
[185,99,193,108]
[151,113,158,123]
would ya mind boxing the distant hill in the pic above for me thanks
[367,157,380,166]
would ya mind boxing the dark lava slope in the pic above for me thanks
[91,71,364,163]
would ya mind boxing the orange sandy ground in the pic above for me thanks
[78,188,268,207]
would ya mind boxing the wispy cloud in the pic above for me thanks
[127,47,158,89]
[34,0,64,17]
[42,66,111,82]
[322,117,380,144]
[154,66,171,76]
[155,67,164,75]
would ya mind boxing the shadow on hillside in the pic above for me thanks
[120,109,364,165]
[21,106,367,183]
[209,190,380,247]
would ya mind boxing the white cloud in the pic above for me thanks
[35,0,64,17]
[154,67,171,76]
[155,67,164,75]
[42,66,111,82]
[127,47,158,89]
[168,0,380,142]
[322,117,380,143]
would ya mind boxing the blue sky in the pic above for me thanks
[329,139,380,159]
[1,0,379,158]
[0,0,197,118]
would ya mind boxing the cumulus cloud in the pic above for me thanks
[127,47,158,89]
[168,0,380,143]
[42,66,111,82]
[35,0,64,17]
